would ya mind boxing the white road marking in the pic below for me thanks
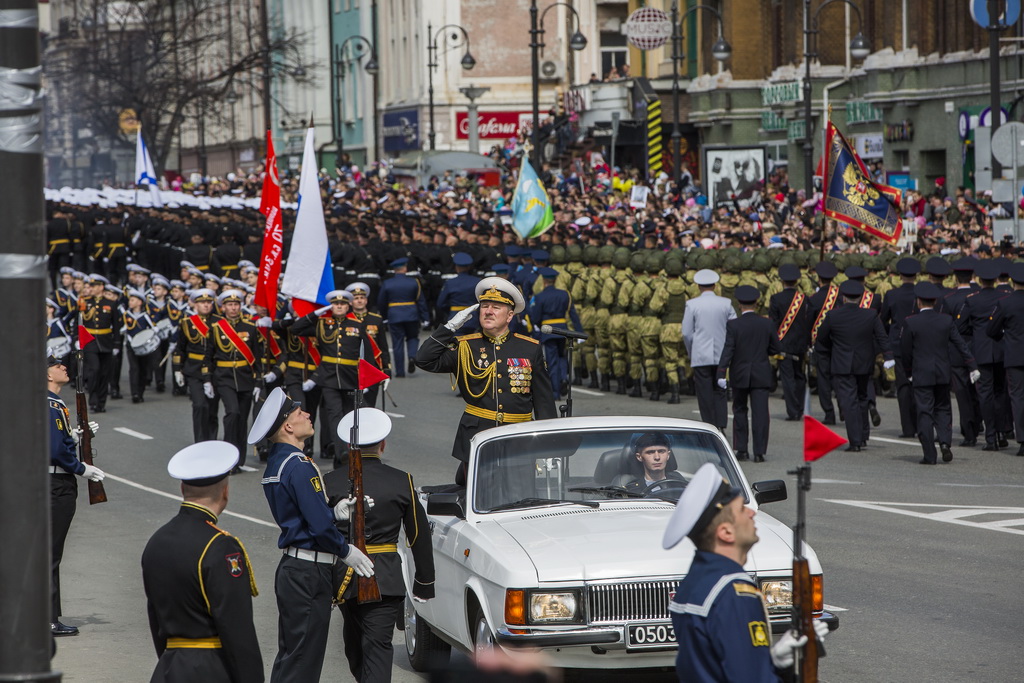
[821,500,1024,536]
[238,465,258,473]
[823,604,849,613]
[104,473,278,529]
[815,479,863,485]
[113,427,153,440]
[938,483,1024,489]
[386,411,406,418]
[691,410,736,418]
[573,388,604,397]
[869,436,917,445]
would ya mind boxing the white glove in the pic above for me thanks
[112,348,120,356]
[717,378,728,390]
[770,629,808,669]
[314,305,332,316]
[253,387,261,402]
[167,342,176,353]
[87,420,99,436]
[255,316,273,328]
[333,495,375,522]
[381,378,390,393]
[262,371,277,383]
[812,619,829,641]
[342,546,375,578]
[882,360,895,370]
[970,369,981,384]
[174,371,185,387]
[444,303,479,331]
[412,595,428,604]
[302,379,316,392]
[203,382,215,399]
[81,464,106,482]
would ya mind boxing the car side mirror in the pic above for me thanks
[752,479,787,504]
[427,492,465,519]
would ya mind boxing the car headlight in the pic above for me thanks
[529,591,579,623]
[760,580,793,613]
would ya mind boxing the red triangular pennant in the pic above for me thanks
[77,326,95,350]
[357,358,389,390]
[804,415,847,462]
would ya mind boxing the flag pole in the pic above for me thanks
[819,106,831,261]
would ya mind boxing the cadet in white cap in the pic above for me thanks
[249,388,374,683]
[663,463,828,682]
[173,288,221,442]
[347,281,392,406]
[324,408,435,683]
[683,268,735,430]
[415,276,555,483]
[141,441,264,683]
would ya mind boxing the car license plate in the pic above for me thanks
[626,622,677,650]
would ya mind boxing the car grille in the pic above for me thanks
[586,580,680,624]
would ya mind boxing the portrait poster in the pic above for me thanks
[702,146,767,211]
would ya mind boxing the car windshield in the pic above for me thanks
[473,427,742,513]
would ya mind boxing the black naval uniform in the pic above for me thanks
[173,311,222,442]
[957,287,1011,448]
[205,315,261,466]
[808,283,839,422]
[769,286,812,420]
[718,311,783,461]
[881,282,920,436]
[141,503,263,683]
[901,309,977,463]
[80,293,120,412]
[415,326,557,469]
[324,454,435,683]
[290,311,378,470]
[986,289,1024,452]
[938,285,983,444]
[815,302,892,449]
[48,389,83,625]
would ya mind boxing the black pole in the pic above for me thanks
[371,1,380,163]
[427,22,436,151]
[530,0,541,168]
[803,0,814,197]
[260,0,272,137]
[560,340,575,418]
[670,1,681,187]
[334,44,344,165]
[0,1,60,681]
[989,0,1003,180]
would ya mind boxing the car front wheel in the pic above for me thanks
[405,595,451,671]
[472,608,496,655]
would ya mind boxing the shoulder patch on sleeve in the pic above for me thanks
[514,333,540,344]
[310,476,323,493]
[456,332,482,342]
[748,621,771,647]
[733,581,761,597]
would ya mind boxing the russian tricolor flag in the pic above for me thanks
[280,125,333,316]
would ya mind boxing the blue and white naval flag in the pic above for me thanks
[134,131,163,208]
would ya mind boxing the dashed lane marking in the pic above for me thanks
[104,473,277,529]
[815,479,863,485]
[386,411,406,418]
[823,604,849,613]
[573,388,604,397]
[869,436,918,446]
[821,500,1024,536]
[113,427,153,440]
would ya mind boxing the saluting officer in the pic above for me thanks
[248,388,374,683]
[815,280,894,451]
[172,288,221,442]
[718,286,783,463]
[377,258,429,377]
[901,282,978,465]
[47,355,103,637]
[141,442,263,683]
[415,277,556,483]
[769,263,812,421]
[683,269,736,430]
[325,408,435,683]
[663,463,829,682]
[985,262,1024,456]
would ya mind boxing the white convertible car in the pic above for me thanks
[400,416,838,671]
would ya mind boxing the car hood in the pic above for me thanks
[496,504,799,582]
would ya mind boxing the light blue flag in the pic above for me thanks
[511,159,554,239]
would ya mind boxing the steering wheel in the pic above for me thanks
[641,479,687,496]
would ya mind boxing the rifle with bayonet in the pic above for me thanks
[348,392,381,603]
[789,463,821,682]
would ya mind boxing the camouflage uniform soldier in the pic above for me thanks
[636,251,665,400]
[590,246,616,392]
[623,251,646,397]
[572,246,599,388]
[605,248,633,395]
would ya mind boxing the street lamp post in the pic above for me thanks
[529,1,587,169]
[333,35,380,166]
[459,85,492,154]
[802,0,870,196]
[427,23,476,151]
[669,2,732,187]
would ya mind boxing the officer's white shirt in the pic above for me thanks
[681,290,736,367]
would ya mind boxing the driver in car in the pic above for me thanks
[620,432,685,492]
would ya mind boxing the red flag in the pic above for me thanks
[804,415,847,462]
[357,359,389,390]
[254,130,283,312]
[76,326,95,350]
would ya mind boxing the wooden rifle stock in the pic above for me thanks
[75,349,107,505]
[349,442,380,603]
[789,463,818,682]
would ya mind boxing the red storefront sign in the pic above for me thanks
[455,111,532,140]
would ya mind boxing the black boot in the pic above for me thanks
[649,383,661,401]
[600,374,610,392]
[588,371,600,389]
[683,377,696,396]
[615,376,627,395]
[572,368,583,386]
[629,381,643,398]
[667,383,681,404]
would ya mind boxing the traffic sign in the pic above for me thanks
[970,0,1021,27]
[991,121,1024,167]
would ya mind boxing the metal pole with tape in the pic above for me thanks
[0,1,59,681]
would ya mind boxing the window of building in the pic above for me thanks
[599,30,628,80]
[765,140,788,169]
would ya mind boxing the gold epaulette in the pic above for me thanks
[513,333,540,345]
[456,332,482,342]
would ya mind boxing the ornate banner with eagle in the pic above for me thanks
[823,121,903,245]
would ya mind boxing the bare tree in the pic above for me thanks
[45,0,315,173]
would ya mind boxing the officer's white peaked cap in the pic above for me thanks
[475,276,526,314]
[337,407,393,446]
[693,269,720,286]
[168,441,238,486]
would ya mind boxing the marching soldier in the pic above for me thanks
[636,252,665,401]
[624,251,646,398]
[348,281,392,407]
[248,388,374,683]
[529,267,583,400]
[769,263,812,421]
[324,408,435,683]
[80,274,120,413]
[606,248,633,395]
[938,258,983,446]
[172,288,221,442]
[590,246,616,392]
[881,258,923,438]
[47,355,103,637]
[717,286,783,462]
[985,262,1024,456]
[808,261,840,424]
[142,441,263,683]
[683,269,735,430]
[377,258,429,377]
[650,257,688,405]
[571,246,599,388]
[122,289,160,403]
[259,303,321,458]
[415,277,556,483]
